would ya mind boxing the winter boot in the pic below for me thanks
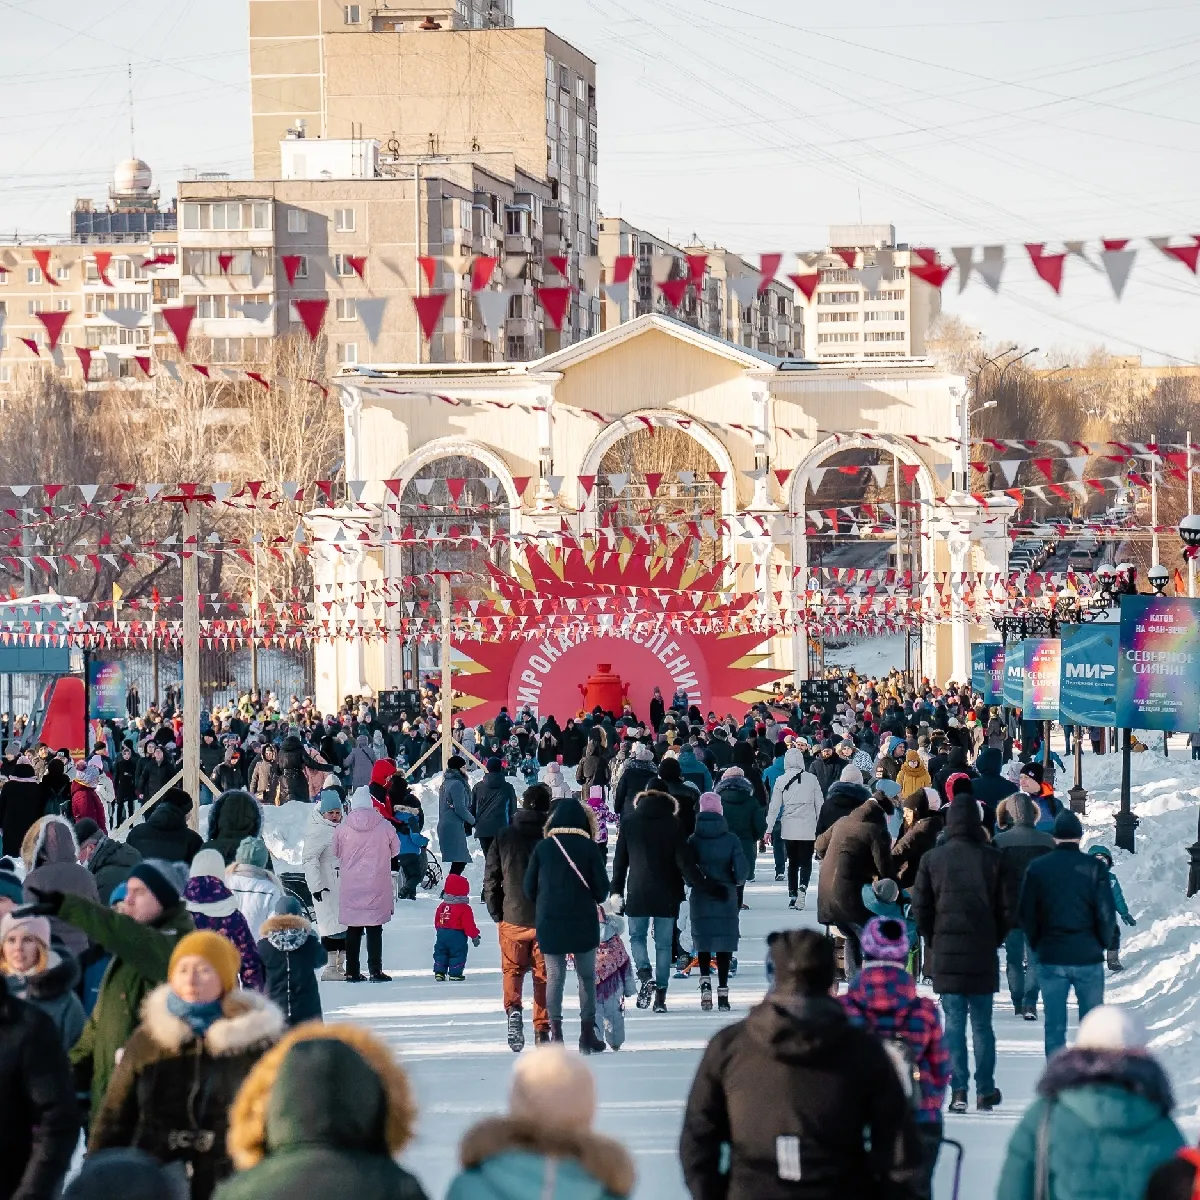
[433,973,446,982]
[1023,1007,1038,1021]
[728,956,738,976]
[369,971,392,982]
[977,1089,1003,1112]
[774,871,785,882]
[345,970,367,983]
[948,1089,968,1114]
[717,986,731,1012]
[507,1008,525,1053]
[652,987,668,1014]
[796,886,807,911]
[636,967,654,1010]
[579,1022,606,1055]
[788,895,798,910]
[1107,947,1124,971]
[533,1027,551,1045]
[699,980,713,1012]
[321,949,346,982]
[549,1020,564,1043]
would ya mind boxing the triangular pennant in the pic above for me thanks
[1064,456,1088,479]
[809,467,827,493]
[356,296,387,345]
[685,253,708,287]
[537,286,572,329]
[869,464,890,488]
[951,246,974,293]
[292,298,329,342]
[470,255,499,291]
[788,272,819,302]
[996,460,1021,486]
[75,346,93,380]
[413,293,448,340]
[728,272,760,308]
[502,254,527,280]
[1025,244,1065,294]
[1160,242,1200,273]
[473,288,508,333]
[103,307,146,330]
[345,255,368,281]
[217,252,234,275]
[280,255,304,286]
[104,351,120,378]
[34,311,69,352]
[657,278,687,309]
[1101,249,1136,299]
[910,259,954,289]
[857,264,883,295]
[31,248,56,286]
[577,474,596,498]
[609,255,636,285]
[545,475,564,496]
[977,245,1005,292]
[92,251,113,286]
[161,305,195,355]
[445,478,467,504]
[644,472,664,497]
[758,253,782,293]
[707,470,726,488]
[547,254,569,279]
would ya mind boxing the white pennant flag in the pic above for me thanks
[473,288,508,334]
[677,470,695,486]
[104,308,146,329]
[603,281,629,311]
[503,254,527,280]
[103,351,120,378]
[608,473,629,495]
[356,297,388,345]
[869,464,890,488]
[857,264,883,295]
[231,301,273,322]
[808,467,827,493]
[1064,456,1088,479]
[545,475,564,496]
[977,246,1005,293]
[728,273,761,308]
[414,479,435,496]
[250,254,266,288]
[934,462,954,483]
[163,360,181,382]
[951,247,975,293]
[1102,249,1136,300]
[996,460,1022,485]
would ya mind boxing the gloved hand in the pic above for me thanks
[1121,913,1136,927]
[22,888,64,916]
[472,936,481,948]
[607,893,624,915]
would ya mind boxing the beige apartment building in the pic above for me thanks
[800,224,940,361]
[248,6,600,338]
[597,217,802,359]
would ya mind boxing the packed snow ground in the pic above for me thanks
[257,746,1200,1198]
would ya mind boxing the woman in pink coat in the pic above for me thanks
[332,786,400,982]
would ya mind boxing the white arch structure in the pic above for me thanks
[789,433,938,682]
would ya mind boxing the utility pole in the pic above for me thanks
[182,504,201,828]
[440,573,453,770]
[250,514,260,696]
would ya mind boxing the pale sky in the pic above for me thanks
[4,0,1199,362]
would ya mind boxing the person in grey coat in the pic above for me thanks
[686,792,748,1013]
[438,756,474,873]
[346,735,377,789]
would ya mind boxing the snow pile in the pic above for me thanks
[823,633,907,677]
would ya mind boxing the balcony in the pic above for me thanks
[505,233,533,255]
[506,316,536,338]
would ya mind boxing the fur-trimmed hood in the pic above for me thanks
[259,912,312,950]
[227,1023,416,1169]
[21,813,78,871]
[1039,1047,1175,1116]
[544,798,599,840]
[140,982,284,1057]
[631,788,679,817]
[459,1116,636,1199]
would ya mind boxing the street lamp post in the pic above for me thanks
[1112,564,1143,853]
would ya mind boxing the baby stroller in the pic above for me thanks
[421,850,442,891]
[279,872,319,925]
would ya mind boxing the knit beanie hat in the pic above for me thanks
[0,869,23,906]
[169,930,240,994]
[1053,809,1083,841]
[73,818,101,845]
[860,916,910,964]
[840,765,864,785]
[317,788,343,813]
[0,910,51,950]
[442,873,470,899]
[698,792,723,814]
[1076,1004,1148,1051]
[872,878,901,905]
[235,836,270,868]
[189,848,227,881]
[486,756,503,773]
[63,1148,188,1200]
[127,860,181,909]
[509,1046,596,1131]
[350,785,374,811]
[274,893,303,917]
[1021,761,1044,785]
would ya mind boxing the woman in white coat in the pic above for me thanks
[302,788,347,980]
[765,745,824,910]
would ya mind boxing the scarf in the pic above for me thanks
[166,989,224,1037]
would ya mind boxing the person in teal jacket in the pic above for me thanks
[997,1005,1183,1200]
[1088,845,1137,970]
[446,1045,635,1200]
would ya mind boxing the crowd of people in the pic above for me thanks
[1,668,1198,1200]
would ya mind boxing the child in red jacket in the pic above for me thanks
[433,873,481,981]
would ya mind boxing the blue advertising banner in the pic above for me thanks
[1115,596,1200,731]
[1059,623,1118,727]
[971,643,1005,703]
[1022,638,1062,720]
[88,659,127,720]
[1003,642,1026,708]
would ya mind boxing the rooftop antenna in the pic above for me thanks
[127,62,135,158]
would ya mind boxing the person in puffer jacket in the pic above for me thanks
[256,894,326,1025]
[841,916,950,1200]
[184,848,265,991]
[226,837,285,941]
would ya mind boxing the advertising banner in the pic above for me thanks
[87,659,126,720]
[971,642,1005,703]
[1059,623,1118,727]
[1022,638,1062,720]
[1003,642,1026,708]
[1115,596,1200,731]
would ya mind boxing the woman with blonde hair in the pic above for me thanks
[0,911,85,1048]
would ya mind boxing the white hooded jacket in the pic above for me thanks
[765,747,824,842]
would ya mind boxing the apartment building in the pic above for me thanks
[597,218,802,358]
[178,136,566,373]
[801,224,940,361]
[0,159,180,393]
[248,7,600,340]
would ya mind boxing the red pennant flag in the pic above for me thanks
[34,310,69,351]
[610,255,636,285]
[217,252,235,275]
[834,247,858,269]
[900,464,921,486]
[537,286,572,330]
[134,356,152,376]
[417,256,439,286]
[912,247,939,267]
[31,248,57,286]
[161,305,195,355]
[292,298,328,341]
[773,468,792,489]
[657,278,687,309]
[92,251,113,286]
[280,255,304,286]
[911,259,954,289]
[1161,242,1200,273]
[645,472,664,497]
[685,254,708,288]
[446,478,467,504]
[758,253,783,293]
[1025,244,1065,293]
[577,475,596,497]
[708,470,727,487]
[345,255,368,281]
[413,292,448,340]
[191,364,211,378]
[19,337,39,357]
[547,255,569,279]
[470,256,498,291]
[245,372,270,389]
[75,347,92,379]
[1102,238,1129,252]
[512,476,530,497]
[1032,457,1055,480]
[788,271,820,302]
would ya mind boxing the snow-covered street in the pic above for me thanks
[251,741,1200,1199]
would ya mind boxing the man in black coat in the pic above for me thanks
[814,765,871,838]
[470,757,517,858]
[0,985,78,1200]
[111,743,139,826]
[1018,808,1117,1059]
[610,784,695,1013]
[813,791,894,977]
[680,928,921,1200]
[994,792,1054,1018]
[125,788,203,865]
[655,758,701,838]
[611,742,658,817]
[0,762,43,858]
[484,783,551,1051]
[911,791,1007,1113]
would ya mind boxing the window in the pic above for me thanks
[181,248,273,277]
[507,293,528,319]
[337,343,358,365]
[505,208,529,236]
[0,271,7,286]
[546,56,555,82]
[26,301,40,315]
[891,267,907,280]
[59,330,71,346]
[575,76,586,103]
[559,64,570,90]
[336,298,357,321]
[190,295,228,319]
[55,298,71,312]
[152,278,179,303]
[864,310,905,322]
[546,141,557,166]
[179,201,270,232]
[56,265,72,282]
[332,254,358,277]
[293,255,308,278]
[506,336,526,360]
[26,267,39,284]
[865,289,905,301]
[334,207,356,233]
[287,208,307,234]
[559,102,570,129]
[0,365,9,383]
[817,290,858,304]
[817,332,860,344]
[575,152,585,178]
[865,330,905,342]
[546,96,556,125]
[0,301,5,314]
[116,257,148,281]
[344,5,361,22]
[819,268,852,283]
[575,115,584,140]
[817,310,858,322]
